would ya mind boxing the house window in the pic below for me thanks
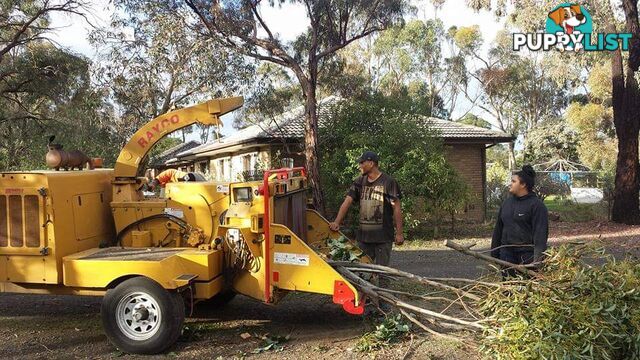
[242,154,252,171]
[198,161,208,175]
[239,153,261,181]
[216,158,230,181]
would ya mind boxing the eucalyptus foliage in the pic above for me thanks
[0,1,122,170]
[356,314,411,352]
[325,235,364,262]
[480,245,640,359]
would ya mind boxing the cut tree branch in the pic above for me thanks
[444,240,539,277]
[329,261,481,301]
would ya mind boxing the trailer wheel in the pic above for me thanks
[101,277,185,354]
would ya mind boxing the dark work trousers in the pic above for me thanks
[499,247,534,279]
[358,241,393,288]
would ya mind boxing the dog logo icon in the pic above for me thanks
[545,3,592,51]
[548,4,586,34]
[513,3,631,53]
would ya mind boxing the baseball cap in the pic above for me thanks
[358,151,379,163]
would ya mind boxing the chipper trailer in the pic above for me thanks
[0,97,367,354]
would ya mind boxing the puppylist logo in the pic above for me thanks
[513,3,632,52]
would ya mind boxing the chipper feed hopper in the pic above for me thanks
[0,97,365,354]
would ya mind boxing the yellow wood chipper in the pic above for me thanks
[0,97,365,354]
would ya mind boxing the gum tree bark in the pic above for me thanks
[610,0,640,224]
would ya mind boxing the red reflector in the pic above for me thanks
[333,280,364,315]
[273,271,279,282]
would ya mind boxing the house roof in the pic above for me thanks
[182,96,339,158]
[171,97,514,161]
[424,118,514,143]
[151,140,201,166]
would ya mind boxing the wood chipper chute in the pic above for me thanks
[0,96,367,354]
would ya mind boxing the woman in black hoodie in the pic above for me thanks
[491,165,549,276]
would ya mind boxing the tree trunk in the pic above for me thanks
[610,7,640,224]
[303,83,326,215]
[611,65,640,224]
[612,130,639,224]
[507,141,516,171]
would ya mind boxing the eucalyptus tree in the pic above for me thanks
[178,0,412,213]
[467,0,640,224]
[91,0,253,146]
[0,0,118,170]
[450,26,565,169]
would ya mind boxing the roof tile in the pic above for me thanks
[185,97,513,158]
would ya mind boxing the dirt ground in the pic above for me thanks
[1,220,639,359]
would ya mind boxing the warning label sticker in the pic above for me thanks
[274,252,310,266]
[164,208,184,218]
[216,184,229,193]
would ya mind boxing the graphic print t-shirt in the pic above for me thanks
[347,173,402,243]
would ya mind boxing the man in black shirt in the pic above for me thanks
[329,151,404,266]
[491,165,549,277]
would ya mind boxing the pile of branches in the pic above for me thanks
[328,240,640,359]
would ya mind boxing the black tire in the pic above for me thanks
[101,277,185,354]
[197,290,236,308]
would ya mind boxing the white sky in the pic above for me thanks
[49,1,504,141]
[48,2,113,60]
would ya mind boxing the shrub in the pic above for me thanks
[319,95,470,235]
[486,162,510,217]
[480,244,640,359]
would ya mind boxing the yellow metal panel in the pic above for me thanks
[0,282,105,296]
[233,270,265,301]
[111,200,167,209]
[0,255,5,281]
[6,256,45,283]
[43,256,57,283]
[225,182,263,229]
[176,250,222,280]
[0,187,47,256]
[72,192,110,241]
[63,248,222,290]
[141,207,163,218]
[44,170,115,283]
[111,207,137,237]
[225,226,266,301]
[114,97,243,178]
[166,182,231,244]
[132,231,152,247]
[0,171,114,286]
[194,275,224,299]
[111,200,182,247]
[269,224,359,299]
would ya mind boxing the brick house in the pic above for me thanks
[166,97,513,221]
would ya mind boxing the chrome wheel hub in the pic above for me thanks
[115,291,162,341]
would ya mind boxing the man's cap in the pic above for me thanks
[358,151,379,163]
